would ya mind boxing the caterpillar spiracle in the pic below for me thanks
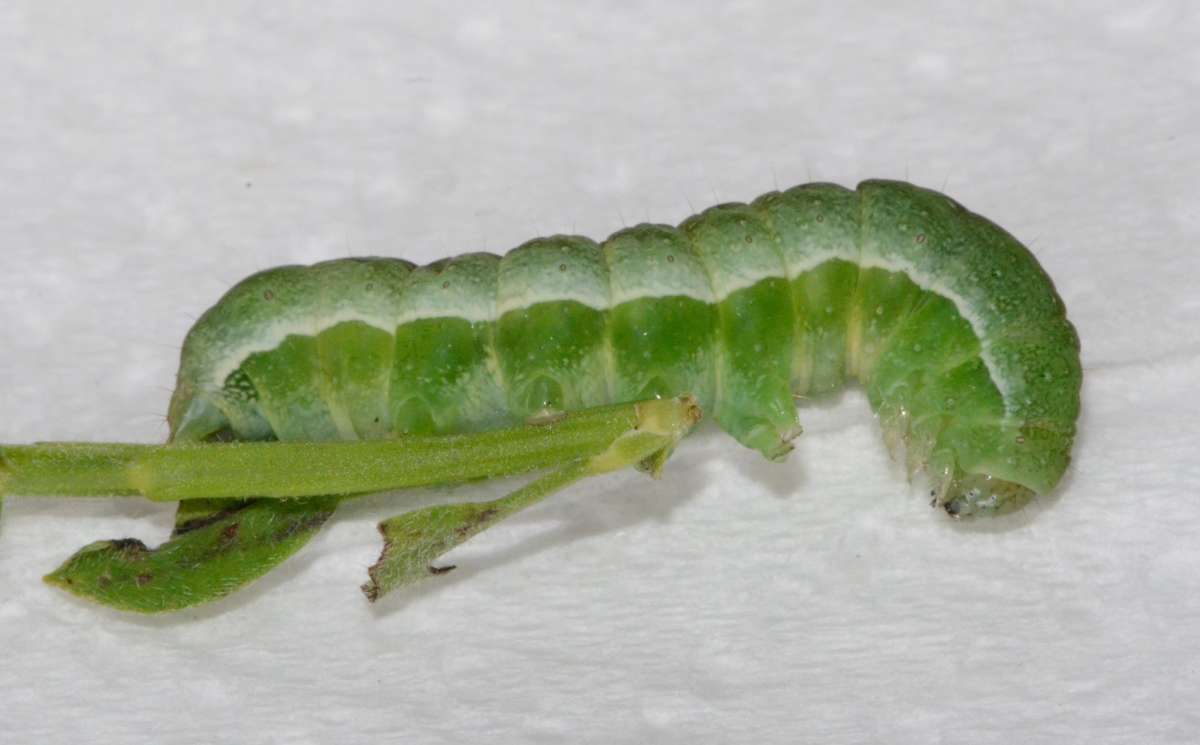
[169,179,1081,518]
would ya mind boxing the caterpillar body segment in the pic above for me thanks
[169,180,1081,517]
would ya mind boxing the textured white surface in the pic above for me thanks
[2,3,1199,743]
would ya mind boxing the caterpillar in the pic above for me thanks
[4,178,1082,612]
[171,179,1081,517]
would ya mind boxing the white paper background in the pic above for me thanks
[2,2,1198,743]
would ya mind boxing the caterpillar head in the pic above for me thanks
[937,472,1036,518]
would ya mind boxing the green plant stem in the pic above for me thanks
[363,395,700,601]
[0,397,699,502]
[35,396,701,613]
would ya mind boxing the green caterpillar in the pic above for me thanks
[172,179,1080,517]
[5,178,1081,612]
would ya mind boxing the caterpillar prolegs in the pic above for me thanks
[172,179,1081,518]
